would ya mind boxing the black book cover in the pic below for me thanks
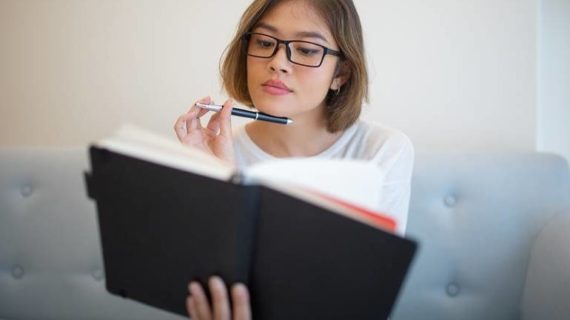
[86,146,417,319]
[88,147,258,315]
[251,187,416,319]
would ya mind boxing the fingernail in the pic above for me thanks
[189,282,200,294]
[210,276,224,289]
[233,283,246,293]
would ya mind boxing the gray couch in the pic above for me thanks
[1,148,569,320]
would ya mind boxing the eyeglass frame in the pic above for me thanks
[242,32,343,68]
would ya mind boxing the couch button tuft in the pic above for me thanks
[446,283,460,297]
[20,184,33,198]
[92,268,104,281]
[444,194,457,207]
[12,266,25,279]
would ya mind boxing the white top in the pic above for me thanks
[232,119,415,234]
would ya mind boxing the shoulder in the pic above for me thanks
[345,120,414,183]
[348,119,414,161]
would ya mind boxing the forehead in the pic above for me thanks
[255,1,334,43]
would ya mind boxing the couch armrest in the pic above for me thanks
[521,210,570,320]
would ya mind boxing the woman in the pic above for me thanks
[174,0,414,319]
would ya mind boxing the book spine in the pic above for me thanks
[233,185,261,286]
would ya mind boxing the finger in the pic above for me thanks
[175,110,198,127]
[191,96,214,119]
[189,281,213,320]
[174,114,189,140]
[187,110,204,132]
[180,110,202,134]
[206,111,222,135]
[185,96,213,132]
[186,296,198,320]
[231,283,251,320]
[219,99,234,138]
[209,276,231,320]
[196,107,210,118]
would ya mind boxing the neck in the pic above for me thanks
[246,111,342,158]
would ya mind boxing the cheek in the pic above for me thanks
[299,66,336,93]
[246,59,263,86]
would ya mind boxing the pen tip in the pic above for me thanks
[287,119,294,125]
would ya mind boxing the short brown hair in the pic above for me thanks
[220,0,368,132]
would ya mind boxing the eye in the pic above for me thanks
[296,46,321,56]
[254,38,275,49]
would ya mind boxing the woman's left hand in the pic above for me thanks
[187,276,251,320]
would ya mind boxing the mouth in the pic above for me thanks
[262,79,292,94]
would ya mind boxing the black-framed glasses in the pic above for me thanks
[243,32,343,68]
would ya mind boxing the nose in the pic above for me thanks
[268,43,291,73]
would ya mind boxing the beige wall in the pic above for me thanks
[1,0,539,153]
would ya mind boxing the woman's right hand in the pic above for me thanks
[174,97,235,163]
[187,276,251,320]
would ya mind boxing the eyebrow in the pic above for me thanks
[254,22,329,43]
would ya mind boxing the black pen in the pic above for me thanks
[195,103,293,125]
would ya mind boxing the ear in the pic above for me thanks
[330,61,350,90]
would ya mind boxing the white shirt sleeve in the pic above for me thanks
[372,131,415,235]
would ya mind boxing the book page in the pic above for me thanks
[244,158,383,209]
[94,124,235,181]
[243,158,396,231]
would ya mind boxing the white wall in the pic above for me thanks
[359,0,537,152]
[538,0,570,161]
[0,0,248,145]
[0,0,541,154]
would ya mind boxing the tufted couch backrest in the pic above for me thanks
[1,148,570,320]
[0,148,183,320]
[392,153,570,320]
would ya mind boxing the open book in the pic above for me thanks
[85,124,417,320]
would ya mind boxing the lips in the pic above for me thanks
[262,79,292,92]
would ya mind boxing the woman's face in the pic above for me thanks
[246,1,342,121]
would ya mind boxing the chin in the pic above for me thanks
[251,96,295,117]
